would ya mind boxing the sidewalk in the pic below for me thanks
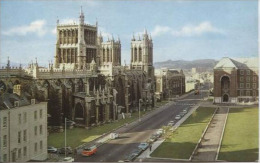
[191,107,229,161]
[137,102,201,161]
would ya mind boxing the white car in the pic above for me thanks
[156,129,164,135]
[110,133,119,139]
[175,115,181,120]
[62,157,74,162]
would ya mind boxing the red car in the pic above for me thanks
[81,145,97,156]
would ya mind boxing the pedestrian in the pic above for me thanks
[149,144,152,151]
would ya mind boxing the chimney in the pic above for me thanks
[13,84,22,96]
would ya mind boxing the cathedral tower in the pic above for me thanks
[130,29,154,79]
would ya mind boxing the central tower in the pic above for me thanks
[54,7,98,69]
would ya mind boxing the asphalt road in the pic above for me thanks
[75,89,209,162]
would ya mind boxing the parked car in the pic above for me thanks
[167,120,175,126]
[110,133,119,139]
[62,157,74,162]
[58,147,73,154]
[81,145,97,156]
[124,153,138,162]
[48,146,57,153]
[180,111,185,117]
[156,129,164,135]
[175,115,181,120]
[66,120,76,127]
[131,148,143,157]
[148,134,158,143]
[182,109,188,114]
[138,142,149,151]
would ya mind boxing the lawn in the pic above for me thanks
[151,107,216,159]
[218,107,258,162]
[48,102,168,149]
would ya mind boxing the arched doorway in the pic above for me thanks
[223,94,229,102]
[75,103,84,124]
[221,76,230,103]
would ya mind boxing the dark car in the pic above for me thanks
[58,147,73,154]
[124,153,138,162]
[48,146,57,153]
[131,148,143,157]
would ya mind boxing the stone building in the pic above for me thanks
[0,83,48,162]
[98,34,121,67]
[54,7,98,69]
[214,57,258,104]
[0,7,156,129]
[130,30,154,80]
[154,68,185,101]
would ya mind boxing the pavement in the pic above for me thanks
[75,90,208,162]
[191,107,229,162]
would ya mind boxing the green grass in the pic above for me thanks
[218,107,258,162]
[151,107,216,159]
[48,106,165,149]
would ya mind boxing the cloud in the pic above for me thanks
[172,21,224,37]
[151,25,171,37]
[2,20,47,37]
[51,28,57,35]
[151,21,224,38]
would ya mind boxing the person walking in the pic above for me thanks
[149,144,152,151]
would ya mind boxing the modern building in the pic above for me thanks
[154,68,185,101]
[0,84,48,162]
[214,57,258,104]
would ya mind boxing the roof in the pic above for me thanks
[0,92,31,110]
[214,57,258,69]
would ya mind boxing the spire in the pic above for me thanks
[144,28,147,35]
[149,33,152,41]
[56,16,59,25]
[96,18,98,27]
[7,57,10,68]
[80,6,83,15]
[132,33,135,41]
[79,6,84,25]
[138,34,141,41]
[112,34,114,41]
[117,35,120,42]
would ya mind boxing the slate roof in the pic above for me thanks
[214,57,258,69]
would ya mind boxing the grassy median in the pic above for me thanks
[218,107,258,162]
[151,107,216,159]
[48,101,168,149]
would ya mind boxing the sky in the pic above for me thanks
[0,0,258,67]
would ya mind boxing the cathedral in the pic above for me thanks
[0,8,156,128]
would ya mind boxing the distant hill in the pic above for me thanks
[154,59,218,70]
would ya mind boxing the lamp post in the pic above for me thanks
[138,99,143,122]
[64,117,67,158]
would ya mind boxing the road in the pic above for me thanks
[75,89,209,162]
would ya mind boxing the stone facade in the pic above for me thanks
[0,8,156,128]
[154,68,185,101]
[130,30,154,80]
[0,91,48,162]
[214,57,258,104]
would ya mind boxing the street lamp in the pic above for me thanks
[138,99,143,122]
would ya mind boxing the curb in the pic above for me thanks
[75,101,175,151]
[215,107,229,161]
[189,107,218,161]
